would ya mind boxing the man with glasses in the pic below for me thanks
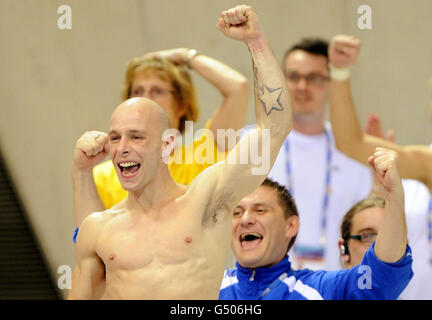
[220,147,412,299]
[264,38,372,270]
[339,195,385,269]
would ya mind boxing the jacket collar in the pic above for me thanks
[235,255,292,293]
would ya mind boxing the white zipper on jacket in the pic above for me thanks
[249,269,256,281]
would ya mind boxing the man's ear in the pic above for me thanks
[161,130,178,163]
[285,215,300,240]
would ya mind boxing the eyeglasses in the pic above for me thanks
[285,72,330,86]
[130,86,175,99]
[347,232,377,244]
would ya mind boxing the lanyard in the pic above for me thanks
[284,128,332,251]
[260,272,288,298]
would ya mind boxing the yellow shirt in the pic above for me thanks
[93,121,228,209]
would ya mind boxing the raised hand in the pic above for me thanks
[328,35,361,68]
[370,148,408,264]
[143,48,194,66]
[365,113,395,142]
[73,131,109,171]
[216,5,264,43]
[368,147,403,197]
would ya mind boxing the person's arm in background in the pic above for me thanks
[144,48,249,152]
[369,148,407,262]
[325,148,411,300]
[72,131,108,227]
[328,34,432,191]
[365,113,395,143]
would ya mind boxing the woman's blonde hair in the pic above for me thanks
[121,57,199,133]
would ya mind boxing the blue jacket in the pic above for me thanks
[219,243,413,300]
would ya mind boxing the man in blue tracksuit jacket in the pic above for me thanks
[220,243,412,300]
[220,148,413,300]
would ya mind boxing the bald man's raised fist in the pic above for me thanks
[217,5,264,43]
[73,131,108,171]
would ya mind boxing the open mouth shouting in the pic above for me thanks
[240,232,263,249]
[118,161,141,178]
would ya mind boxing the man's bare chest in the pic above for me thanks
[95,210,206,271]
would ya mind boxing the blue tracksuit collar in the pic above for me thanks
[235,255,292,295]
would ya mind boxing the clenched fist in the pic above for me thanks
[73,131,109,171]
[328,35,361,68]
[368,147,403,197]
[217,5,264,43]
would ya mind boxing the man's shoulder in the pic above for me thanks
[286,268,347,300]
[220,268,239,290]
[292,267,341,282]
[75,211,108,247]
[82,207,123,231]
[80,211,106,231]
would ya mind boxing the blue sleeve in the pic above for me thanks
[332,242,413,299]
[73,227,79,244]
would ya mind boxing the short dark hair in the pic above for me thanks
[341,195,385,241]
[261,178,299,251]
[282,38,329,67]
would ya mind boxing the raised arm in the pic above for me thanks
[68,213,105,299]
[369,148,407,262]
[328,35,432,191]
[326,147,411,300]
[204,5,292,206]
[144,47,249,151]
[72,131,108,227]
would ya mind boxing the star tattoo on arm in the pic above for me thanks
[253,62,284,116]
[258,85,284,116]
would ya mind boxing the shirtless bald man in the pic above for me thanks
[68,4,293,300]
